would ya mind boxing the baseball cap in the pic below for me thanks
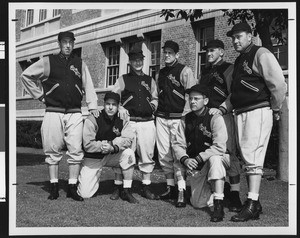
[128,47,145,60]
[203,39,224,50]
[226,22,252,37]
[58,31,75,41]
[162,40,179,53]
[104,92,120,104]
[186,84,210,98]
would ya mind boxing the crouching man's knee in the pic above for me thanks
[207,155,228,180]
[119,148,136,170]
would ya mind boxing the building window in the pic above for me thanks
[39,9,47,22]
[149,35,161,80]
[26,9,34,26]
[195,24,214,78]
[53,9,61,17]
[106,45,120,86]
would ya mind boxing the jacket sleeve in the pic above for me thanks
[172,117,189,161]
[180,66,198,116]
[111,75,125,96]
[81,61,98,110]
[253,47,287,111]
[82,115,106,153]
[218,64,234,114]
[20,57,48,101]
[199,114,228,161]
[112,119,135,151]
[150,78,158,111]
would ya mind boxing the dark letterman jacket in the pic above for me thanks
[230,44,271,112]
[156,61,186,116]
[121,71,155,118]
[185,107,213,158]
[43,53,83,113]
[83,109,124,159]
[200,60,232,108]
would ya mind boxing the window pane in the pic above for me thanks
[149,40,161,79]
[196,25,214,77]
[53,9,61,17]
[107,45,120,86]
[39,9,47,22]
[26,9,34,26]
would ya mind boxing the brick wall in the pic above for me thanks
[60,10,102,28]
[15,10,25,42]
[81,43,106,89]
[72,10,102,25]
[215,15,239,64]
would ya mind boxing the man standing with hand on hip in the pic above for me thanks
[223,22,287,222]
[21,31,99,201]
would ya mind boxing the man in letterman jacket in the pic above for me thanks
[20,31,99,202]
[172,84,230,222]
[112,47,159,200]
[221,22,287,222]
[156,40,197,208]
[199,39,242,213]
[77,92,138,203]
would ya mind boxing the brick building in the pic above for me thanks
[14,8,288,120]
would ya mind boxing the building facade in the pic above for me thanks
[15,8,288,120]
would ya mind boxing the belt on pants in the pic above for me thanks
[130,116,154,122]
[155,111,182,119]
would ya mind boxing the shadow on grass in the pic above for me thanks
[17,153,46,166]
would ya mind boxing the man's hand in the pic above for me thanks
[90,109,100,118]
[273,110,281,121]
[184,158,199,170]
[101,141,114,154]
[209,108,222,115]
[118,106,130,121]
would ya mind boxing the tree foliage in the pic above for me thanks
[161,9,288,51]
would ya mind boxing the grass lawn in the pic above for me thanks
[14,148,289,232]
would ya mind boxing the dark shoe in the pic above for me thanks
[230,199,260,222]
[110,185,122,200]
[211,199,225,222]
[66,184,84,201]
[121,188,139,204]
[175,190,186,208]
[141,185,159,200]
[228,191,243,212]
[48,182,59,200]
[257,200,263,214]
[159,185,177,200]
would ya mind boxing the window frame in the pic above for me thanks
[39,9,47,22]
[26,9,34,26]
[194,20,215,78]
[149,37,161,80]
[106,45,120,87]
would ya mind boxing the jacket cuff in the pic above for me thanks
[219,106,227,115]
[195,155,203,164]
[150,103,156,112]
[180,156,189,166]
[38,95,44,102]
[112,145,119,154]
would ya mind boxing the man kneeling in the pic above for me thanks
[77,92,138,203]
[172,84,230,222]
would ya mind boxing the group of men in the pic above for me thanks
[20,22,287,223]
